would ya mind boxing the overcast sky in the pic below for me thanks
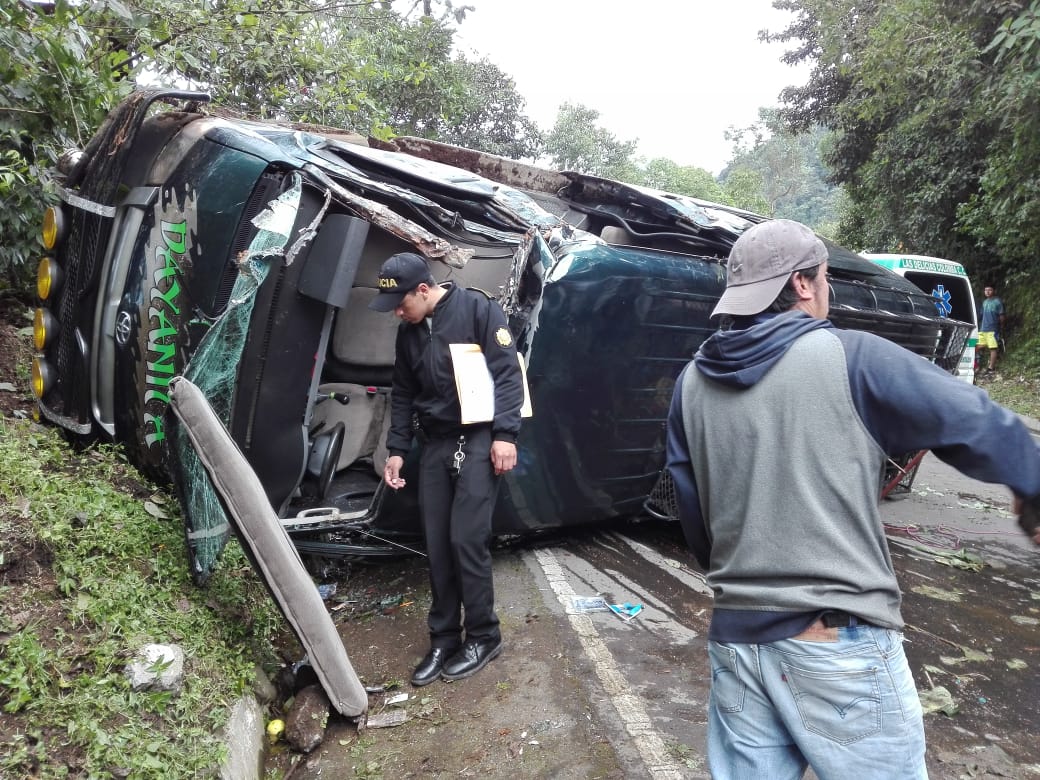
[451,0,810,174]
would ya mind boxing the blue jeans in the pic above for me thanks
[707,624,927,780]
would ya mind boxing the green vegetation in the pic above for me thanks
[0,418,288,779]
[985,375,1040,420]
[722,112,844,235]
[984,282,1040,418]
[3,2,1039,358]
[766,0,1040,285]
[0,0,540,298]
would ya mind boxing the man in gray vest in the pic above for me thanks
[665,219,1040,779]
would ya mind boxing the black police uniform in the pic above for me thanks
[386,282,524,649]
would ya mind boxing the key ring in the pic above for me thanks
[452,435,466,476]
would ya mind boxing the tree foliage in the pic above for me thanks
[721,109,842,231]
[406,56,543,159]
[542,102,640,180]
[0,1,130,291]
[962,0,1040,283]
[542,103,741,203]
[765,0,1040,285]
[0,0,543,296]
[636,157,728,202]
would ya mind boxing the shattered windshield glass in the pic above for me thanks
[170,175,303,583]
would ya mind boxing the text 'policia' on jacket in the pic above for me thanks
[31,88,974,573]
[386,283,523,455]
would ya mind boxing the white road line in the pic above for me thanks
[605,532,713,597]
[531,547,688,780]
[546,544,701,643]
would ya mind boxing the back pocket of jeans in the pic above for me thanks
[780,661,881,744]
[708,642,745,713]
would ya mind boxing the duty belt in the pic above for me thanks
[419,420,490,439]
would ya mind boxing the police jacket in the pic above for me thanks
[666,310,1040,643]
[386,283,524,458]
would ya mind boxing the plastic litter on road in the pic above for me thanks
[570,595,609,612]
[608,603,644,621]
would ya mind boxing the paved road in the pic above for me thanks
[278,436,1040,778]
[517,440,1040,778]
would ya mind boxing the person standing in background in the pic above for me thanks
[978,284,1005,374]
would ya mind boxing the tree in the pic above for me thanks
[958,0,1040,282]
[636,157,727,201]
[0,1,129,293]
[721,110,842,227]
[763,0,1037,284]
[720,168,771,216]
[542,102,639,180]
[0,0,543,296]
[417,56,542,159]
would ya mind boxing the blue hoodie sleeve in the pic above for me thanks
[835,329,1040,500]
[665,364,711,570]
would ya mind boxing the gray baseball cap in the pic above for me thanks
[710,219,828,318]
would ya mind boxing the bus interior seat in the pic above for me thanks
[600,225,633,245]
[310,383,388,471]
[328,287,399,386]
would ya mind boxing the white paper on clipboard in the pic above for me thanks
[449,344,533,425]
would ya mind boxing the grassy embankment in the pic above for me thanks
[0,417,289,779]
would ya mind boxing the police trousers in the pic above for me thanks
[418,425,501,648]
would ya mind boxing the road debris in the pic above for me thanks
[366,710,410,729]
[919,685,959,716]
[608,603,644,621]
[570,595,609,613]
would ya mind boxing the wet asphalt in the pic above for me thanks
[275,424,1040,778]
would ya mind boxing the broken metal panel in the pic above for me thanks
[303,164,473,268]
[386,136,571,196]
[307,140,476,223]
[168,375,367,717]
[316,138,561,233]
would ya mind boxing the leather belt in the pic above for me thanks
[820,610,860,628]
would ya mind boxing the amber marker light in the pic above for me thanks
[37,257,63,300]
[34,308,58,351]
[42,206,65,250]
[31,357,54,398]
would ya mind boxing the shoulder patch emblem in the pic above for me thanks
[495,327,513,347]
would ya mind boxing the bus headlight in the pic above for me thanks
[31,357,55,398]
[37,257,63,300]
[34,308,59,351]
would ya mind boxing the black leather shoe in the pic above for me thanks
[411,647,456,687]
[441,638,503,682]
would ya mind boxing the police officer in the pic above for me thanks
[370,252,524,685]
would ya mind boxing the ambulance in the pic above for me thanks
[861,253,978,383]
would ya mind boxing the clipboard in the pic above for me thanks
[448,344,533,424]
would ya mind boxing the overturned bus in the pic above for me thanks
[32,89,973,584]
